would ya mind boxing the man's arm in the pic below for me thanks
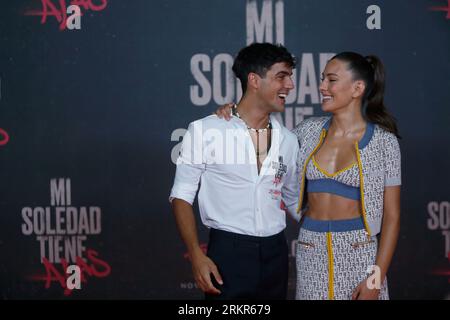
[169,121,222,294]
[172,198,223,294]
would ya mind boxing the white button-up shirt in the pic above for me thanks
[169,114,300,237]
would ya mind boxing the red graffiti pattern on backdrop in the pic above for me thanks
[429,0,450,19]
[28,248,111,296]
[24,0,108,30]
[431,252,450,284]
[0,128,9,146]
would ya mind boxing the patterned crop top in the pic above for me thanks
[306,155,360,200]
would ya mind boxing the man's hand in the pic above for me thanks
[191,249,223,295]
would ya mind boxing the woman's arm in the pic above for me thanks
[353,185,400,299]
[376,185,401,282]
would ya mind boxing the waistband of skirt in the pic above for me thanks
[301,216,365,232]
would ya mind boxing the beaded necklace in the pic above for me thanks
[232,105,272,166]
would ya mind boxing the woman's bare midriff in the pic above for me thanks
[305,192,361,220]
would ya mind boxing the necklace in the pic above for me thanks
[232,105,272,171]
[232,105,272,132]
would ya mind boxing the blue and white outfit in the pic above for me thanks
[292,117,401,300]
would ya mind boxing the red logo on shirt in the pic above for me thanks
[269,189,282,200]
[272,156,287,186]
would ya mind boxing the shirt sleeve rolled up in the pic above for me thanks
[169,121,206,205]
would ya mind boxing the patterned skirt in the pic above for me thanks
[295,216,389,300]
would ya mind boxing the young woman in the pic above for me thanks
[292,52,400,300]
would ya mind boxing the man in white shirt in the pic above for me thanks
[170,43,300,299]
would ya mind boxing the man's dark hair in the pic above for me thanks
[232,43,296,92]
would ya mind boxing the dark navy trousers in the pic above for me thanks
[205,228,288,300]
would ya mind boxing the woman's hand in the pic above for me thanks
[351,278,381,300]
[213,103,234,120]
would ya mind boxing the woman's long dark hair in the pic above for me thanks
[331,52,400,138]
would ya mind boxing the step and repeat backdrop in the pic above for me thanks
[0,0,449,299]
